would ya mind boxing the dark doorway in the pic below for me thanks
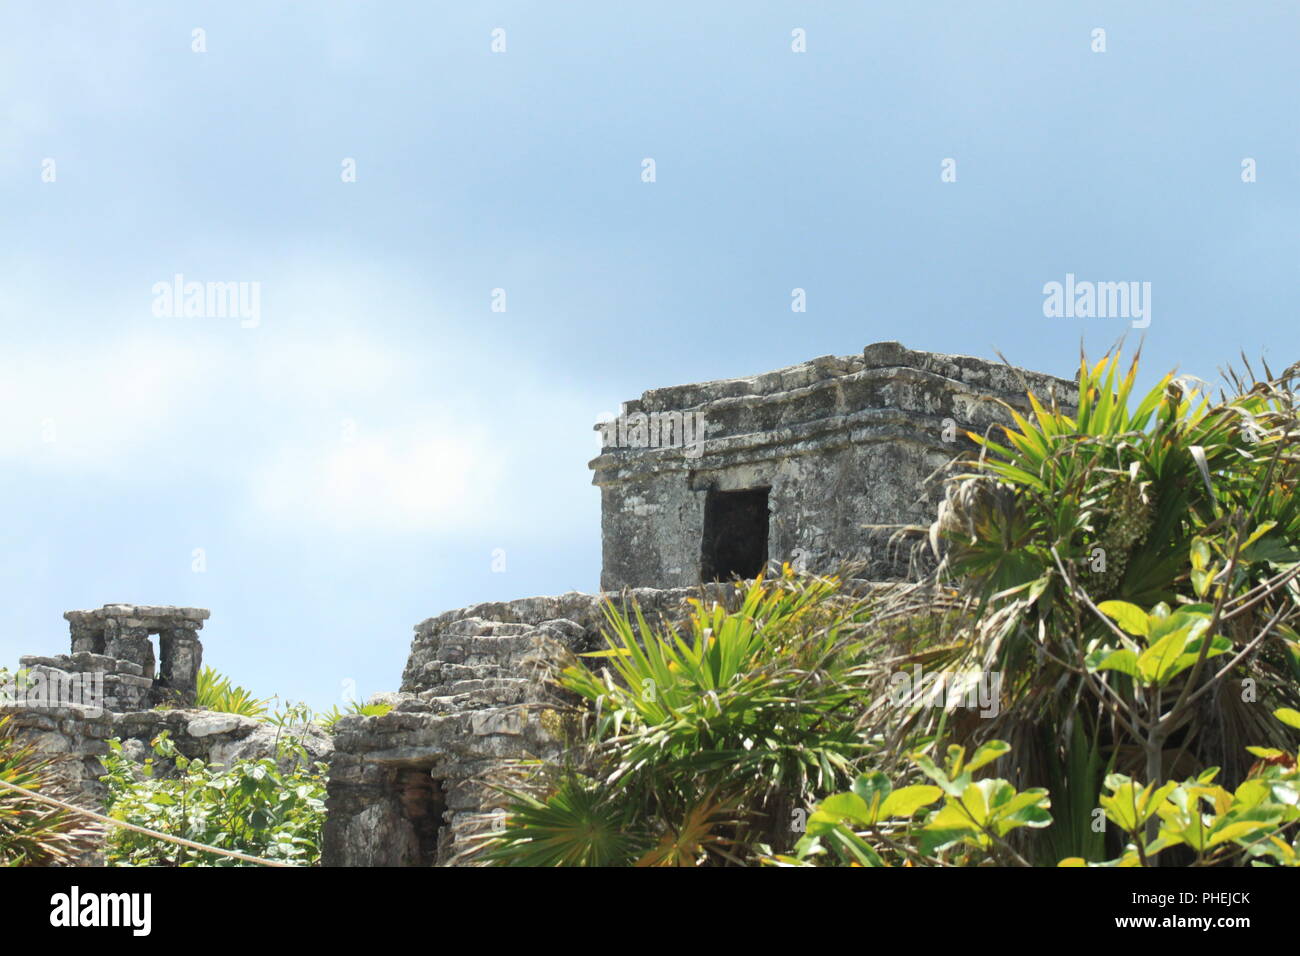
[701,487,770,581]
[392,766,446,866]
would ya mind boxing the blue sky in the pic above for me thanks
[3,2,1298,711]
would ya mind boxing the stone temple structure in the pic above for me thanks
[4,605,331,809]
[592,341,1077,588]
[320,342,1078,866]
[63,604,208,708]
[3,342,1077,866]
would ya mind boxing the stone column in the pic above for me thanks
[103,621,155,678]
[69,623,104,656]
[157,628,203,705]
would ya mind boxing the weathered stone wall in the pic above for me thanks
[590,341,1077,589]
[2,605,331,814]
[324,343,1077,866]
[5,345,1082,866]
[4,699,331,800]
[323,587,735,866]
[64,604,209,706]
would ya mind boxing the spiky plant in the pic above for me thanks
[0,716,102,865]
[899,348,1300,861]
[477,567,885,865]
[194,666,269,719]
[316,700,393,732]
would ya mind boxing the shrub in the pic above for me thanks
[896,350,1300,860]
[99,728,327,866]
[771,740,1050,867]
[480,567,880,865]
[194,666,270,719]
[780,709,1300,867]
[0,715,102,865]
[316,700,393,732]
[483,349,1300,867]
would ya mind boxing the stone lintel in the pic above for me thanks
[589,343,1078,486]
[63,605,210,627]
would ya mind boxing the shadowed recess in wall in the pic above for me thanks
[700,487,770,582]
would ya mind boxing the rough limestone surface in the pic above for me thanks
[590,341,1078,589]
[322,343,1078,867]
[63,603,210,706]
[6,345,1077,867]
[2,605,332,819]
[323,586,734,866]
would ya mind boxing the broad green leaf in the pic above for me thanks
[1242,521,1279,550]
[878,785,943,820]
[1148,605,1211,642]
[823,826,886,867]
[1246,747,1286,760]
[918,826,977,856]
[1102,778,1176,831]
[1275,708,1300,731]
[1233,778,1273,810]
[850,771,893,821]
[813,792,873,826]
[965,740,1010,773]
[910,752,963,797]
[1161,635,1230,684]
[1087,648,1138,679]
[957,779,995,827]
[1207,820,1271,848]
[1097,600,1149,637]
[1136,626,1193,684]
[945,744,966,777]
[1191,567,1214,599]
[927,801,983,834]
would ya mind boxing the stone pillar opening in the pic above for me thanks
[104,622,155,677]
[69,623,105,656]
[154,628,203,704]
[700,486,770,582]
[392,767,446,866]
[63,606,209,709]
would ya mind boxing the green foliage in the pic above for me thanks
[777,713,1300,868]
[1061,709,1300,867]
[316,700,393,732]
[0,716,101,865]
[99,729,327,866]
[480,568,879,865]
[194,666,270,719]
[772,740,1051,866]
[266,700,315,729]
[1038,718,1110,863]
[1087,600,1231,687]
[566,570,872,795]
[480,772,649,867]
[0,666,30,701]
[481,349,1300,867]
[895,349,1300,855]
[946,350,1300,607]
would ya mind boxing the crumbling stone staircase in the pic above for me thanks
[322,588,727,866]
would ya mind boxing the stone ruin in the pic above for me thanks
[323,586,731,865]
[63,604,208,709]
[320,342,1078,866]
[3,342,1077,865]
[3,604,330,808]
[592,341,1077,587]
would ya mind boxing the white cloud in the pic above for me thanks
[250,423,503,534]
[0,259,604,539]
[0,328,543,536]
[0,338,201,473]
